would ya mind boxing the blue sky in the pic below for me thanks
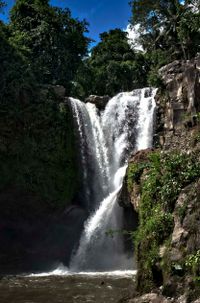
[0,0,132,46]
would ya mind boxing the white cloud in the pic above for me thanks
[125,24,144,52]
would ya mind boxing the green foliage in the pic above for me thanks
[136,206,173,244]
[160,152,200,211]
[185,250,200,277]
[127,162,148,191]
[0,22,37,104]
[9,0,89,93]
[192,132,200,146]
[0,93,77,210]
[132,151,200,215]
[131,0,200,60]
[129,150,200,291]
[0,0,89,211]
[71,59,95,100]
[72,29,149,98]
[147,68,163,87]
[177,6,200,58]
[144,49,168,86]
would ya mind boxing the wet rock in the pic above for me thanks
[176,294,187,303]
[171,180,200,255]
[85,95,110,110]
[168,248,183,262]
[159,57,200,115]
[126,58,200,302]
[118,174,132,208]
[128,293,171,303]
[156,57,200,151]
[129,148,154,164]
[118,148,153,211]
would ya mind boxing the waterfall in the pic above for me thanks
[69,88,157,271]
[69,98,109,209]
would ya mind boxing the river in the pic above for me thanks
[0,271,136,303]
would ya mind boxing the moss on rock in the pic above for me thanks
[127,149,200,293]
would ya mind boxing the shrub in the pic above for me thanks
[130,150,200,291]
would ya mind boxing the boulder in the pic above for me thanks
[85,95,110,110]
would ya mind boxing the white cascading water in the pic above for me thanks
[69,88,157,272]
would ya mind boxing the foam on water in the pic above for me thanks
[29,265,137,278]
[68,88,157,272]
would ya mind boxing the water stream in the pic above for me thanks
[0,273,136,303]
[0,88,157,303]
[69,88,157,272]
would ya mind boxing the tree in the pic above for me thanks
[72,29,148,98]
[9,0,90,93]
[130,0,200,60]
[0,1,78,209]
[0,17,37,105]
[177,1,200,58]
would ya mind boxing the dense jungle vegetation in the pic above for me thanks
[0,0,199,209]
[1,0,199,101]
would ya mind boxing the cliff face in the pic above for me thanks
[0,86,86,273]
[120,57,200,302]
[156,56,200,151]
